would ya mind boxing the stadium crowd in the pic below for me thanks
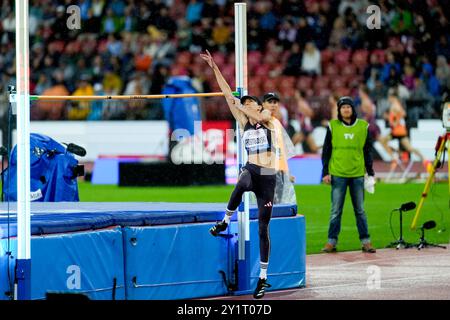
[0,0,449,145]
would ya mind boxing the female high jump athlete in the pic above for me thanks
[200,50,281,299]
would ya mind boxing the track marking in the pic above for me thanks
[307,251,450,269]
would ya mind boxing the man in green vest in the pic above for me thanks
[321,96,376,253]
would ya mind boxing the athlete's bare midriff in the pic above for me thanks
[248,151,278,170]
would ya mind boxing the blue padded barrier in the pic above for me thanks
[123,215,305,299]
[0,203,303,300]
[229,216,306,292]
[123,223,230,300]
[0,227,125,300]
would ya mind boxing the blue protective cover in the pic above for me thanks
[0,202,296,238]
[123,215,305,299]
[0,227,125,300]
[162,76,201,135]
[230,216,306,291]
[2,133,80,202]
[0,207,304,300]
[123,224,230,300]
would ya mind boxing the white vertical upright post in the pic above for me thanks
[15,0,31,300]
[234,2,250,292]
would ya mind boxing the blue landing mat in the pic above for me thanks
[0,202,297,238]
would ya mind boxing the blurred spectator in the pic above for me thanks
[338,0,365,17]
[134,44,153,72]
[420,63,441,98]
[435,35,450,58]
[327,92,339,124]
[107,33,124,57]
[125,77,148,120]
[340,11,362,49]
[102,86,125,120]
[391,6,414,35]
[283,43,303,76]
[248,16,264,51]
[52,6,68,40]
[201,0,220,20]
[393,82,411,103]
[329,17,347,48]
[278,19,297,50]
[414,14,433,56]
[148,64,170,120]
[295,17,312,48]
[123,5,137,32]
[109,0,126,17]
[34,74,52,96]
[363,54,383,82]
[381,52,401,84]
[409,77,435,119]
[436,55,450,92]
[145,29,176,67]
[186,0,203,24]
[136,3,152,32]
[176,19,193,51]
[79,0,92,20]
[292,90,320,153]
[366,69,379,92]
[189,22,210,53]
[91,0,106,29]
[259,2,279,39]
[102,68,123,95]
[212,18,231,51]
[91,55,104,84]
[102,8,124,34]
[152,7,177,37]
[402,65,416,91]
[76,58,94,83]
[301,42,321,76]
[411,78,434,102]
[69,77,95,120]
[124,71,149,96]
[87,83,104,120]
[2,11,15,42]
[150,64,170,94]
[32,73,69,120]
[358,85,381,145]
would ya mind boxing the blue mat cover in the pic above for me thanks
[0,202,303,300]
[0,202,296,238]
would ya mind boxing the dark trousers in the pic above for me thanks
[227,163,276,263]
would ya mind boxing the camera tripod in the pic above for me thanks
[411,131,449,230]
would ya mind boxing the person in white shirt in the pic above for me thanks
[301,42,321,76]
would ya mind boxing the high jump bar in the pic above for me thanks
[30,92,231,101]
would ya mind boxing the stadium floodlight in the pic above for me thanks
[387,202,416,250]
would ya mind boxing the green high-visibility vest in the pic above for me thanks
[329,119,368,178]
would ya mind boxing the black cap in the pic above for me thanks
[263,92,280,102]
[337,96,354,108]
[336,96,357,123]
[240,95,261,105]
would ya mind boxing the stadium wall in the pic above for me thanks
[3,120,442,163]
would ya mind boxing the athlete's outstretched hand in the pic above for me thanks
[200,50,215,69]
